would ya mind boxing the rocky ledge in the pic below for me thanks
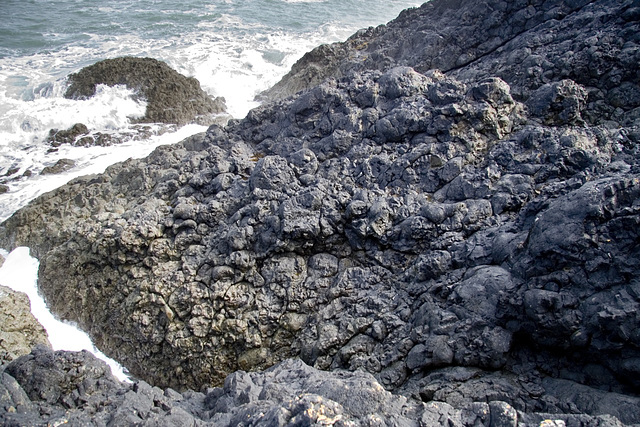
[1,347,634,426]
[263,0,640,129]
[65,56,228,126]
[0,286,51,367]
[1,0,639,425]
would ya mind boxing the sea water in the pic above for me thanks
[0,0,424,381]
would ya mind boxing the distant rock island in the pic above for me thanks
[1,0,639,425]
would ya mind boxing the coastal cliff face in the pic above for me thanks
[263,0,640,129]
[0,286,51,367]
[1,0,640,425]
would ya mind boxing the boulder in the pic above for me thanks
[40,158,76,175]
[46,123,90,147]
[1,348,632,426]
[525,80,588,125]
[65,56,227,125]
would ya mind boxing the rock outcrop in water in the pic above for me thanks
[1,0,640,424]
[263,0,640,128]
[39,158,76,175]
[65,56,228,126]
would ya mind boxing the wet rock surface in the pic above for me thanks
[65,56,228,126]
[0,168,32,189]
[39,158,76,175]
[46,123,91,147]
[1,0,639,424]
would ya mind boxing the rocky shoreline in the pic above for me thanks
[1,0,639,425]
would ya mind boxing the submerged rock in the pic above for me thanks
[46,123,90,147]
[1,0,639,424]
[65,56,228,126]
[46,122,181,148]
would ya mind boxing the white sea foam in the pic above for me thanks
[1,84,145,138]
[0,83,147,179]
[0,247,131,382]
[171,21,353,118]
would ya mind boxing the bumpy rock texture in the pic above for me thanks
[264,0,640,128]
[0,286,51,367]
[46,123,90,147]
[0,347,632,426]
[65,56,227,126]
[1,0,640,424]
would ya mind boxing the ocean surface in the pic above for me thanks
[0,0,424,380]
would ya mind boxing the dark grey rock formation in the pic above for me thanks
[263,0,640,128]
[40,158,76,175]
[0,167,31,188]
[0,347,632,426]
[0,68,530,391]
[65,56,228,126]
[0,286,51,367]
[1,0,639,424]
[46,123,90,147]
